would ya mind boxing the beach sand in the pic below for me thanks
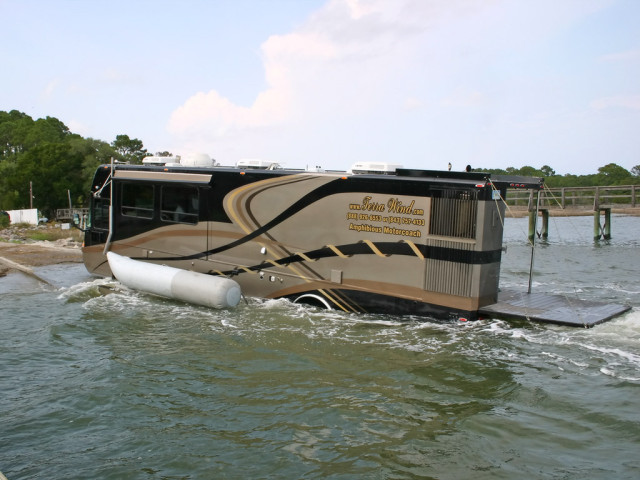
[0,241,82,278]
[0,225,83,278]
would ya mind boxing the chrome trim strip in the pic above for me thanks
[114,170,212,183]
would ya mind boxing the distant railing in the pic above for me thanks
[506,185,638,210]
[55,208,89,221]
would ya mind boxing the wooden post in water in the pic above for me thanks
[528,210,536,242]
[540,209,549,239]
[527,190,537,242]
[603,208,611,240]
[594,187,601,241]
[594,208,612,241]
[527,189,540,294]
[593,186,612,241]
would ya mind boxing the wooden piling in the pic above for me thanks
[527,189,540,242]
[593,208,612,241]
[528,210,536,241]
[541,209,549,239]
[528,209,548,241]
[603,208,611,240]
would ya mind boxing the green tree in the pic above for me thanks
[472,162,638,187]
[6,143,84,217]
[26,116,70,145]
[596,163,631,185]
[540,165,556,176]
[0,112,70,160]
[0,110,160,213]
[517,165,543,177]
[0,159,21,209]
[111,134,148,163]
[68,136,119,197]
[0,110,34,159]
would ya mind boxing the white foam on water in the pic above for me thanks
[476,307,640,381]
[600,367,640,382]
[57,276,115,301]
[571,342,640,371]
[81,288,149,313]
[58,267,639,385]
[251,297,294,310]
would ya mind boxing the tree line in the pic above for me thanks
[0,110,155,217]
[475,164,640,188]
[1,109,639,217]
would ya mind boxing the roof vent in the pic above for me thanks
[236,159,280,170]
[350,162,403,175]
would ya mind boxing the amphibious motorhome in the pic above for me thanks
[82,161,553,321]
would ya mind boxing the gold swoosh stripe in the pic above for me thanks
[318,289,352,312]
[402,239,425,260]
[327,244,349,258]
[296,252,316,262]
[363,239,387,257]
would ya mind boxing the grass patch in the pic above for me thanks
[1,223,84,243]
[0,237,27,244]
[25,229,83,242]
[26,232,56,241]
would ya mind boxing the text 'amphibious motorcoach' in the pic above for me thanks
[82,160,547,321]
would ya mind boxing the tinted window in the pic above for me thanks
[160,186,199,224]
[91,196,110,229]
[121,183,154,219]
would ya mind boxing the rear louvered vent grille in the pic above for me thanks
[429,189,478,239]
[424,239,474,297]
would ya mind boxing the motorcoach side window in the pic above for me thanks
[91,196,110,229]
[161,186,199,224]
[121,183,154,219]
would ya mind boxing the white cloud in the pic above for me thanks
[167,0,449,150]
[590,95,640,110]
[441,89,487,108]
[403,96,424,110]
[168,88,290,137]
[98,68,145,88]
[41,79,59,100]
[67,119,90,136]
[599,48,640,63]
[343,0,378,20]
[166,28,338,145]
[165,0,632,173]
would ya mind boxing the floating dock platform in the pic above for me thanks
[479,289,631,328]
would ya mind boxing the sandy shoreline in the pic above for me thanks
[0,241,83,278]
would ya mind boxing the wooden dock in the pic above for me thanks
[506,184,639,240]
[479,289,631,327]
[507,185,638,211]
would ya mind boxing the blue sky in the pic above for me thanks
[2,0,639,175]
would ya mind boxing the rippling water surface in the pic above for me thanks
[1,216,639,479]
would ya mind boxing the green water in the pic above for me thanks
[1,216,639,479]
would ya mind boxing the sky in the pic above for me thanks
[1,0,639,175]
